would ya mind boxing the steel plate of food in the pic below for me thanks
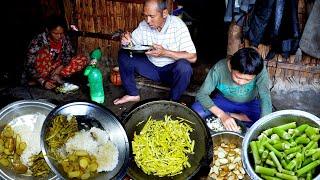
[0,100,57,180]
[40,101,130,180]
[122,45,152,53]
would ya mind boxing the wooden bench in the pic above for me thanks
[135,75,200,97]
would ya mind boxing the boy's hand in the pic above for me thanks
[230,113,251,122]
[220,113,241,132]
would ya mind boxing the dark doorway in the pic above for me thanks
[180,0,228,65]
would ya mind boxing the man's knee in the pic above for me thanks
[118,49,130,63]
[173,59,193,75]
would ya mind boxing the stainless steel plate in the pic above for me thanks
[0,100,57,180]
[40,101,130,180]
[122,45,152,53]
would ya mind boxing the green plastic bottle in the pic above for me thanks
[84,48,105,103]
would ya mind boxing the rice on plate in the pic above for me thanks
[0,113,51,176]
[45,114,119,179]
[64,127,119,172]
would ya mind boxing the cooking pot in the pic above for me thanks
[123,100,212,179]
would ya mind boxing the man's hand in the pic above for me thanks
[121,31,132,46]
[146,44,197,63]
[145,44,165,57]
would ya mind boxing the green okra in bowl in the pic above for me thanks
[242,110,320,180]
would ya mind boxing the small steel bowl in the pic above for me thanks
[211,131,243,150]
[0,100,57,180]
[242,110,320,179]
[210,131,250,180]
[40,101,130,180]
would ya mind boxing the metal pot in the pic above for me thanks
[0,100,57,180]
[242,110,320,179]
[123,100,212,180]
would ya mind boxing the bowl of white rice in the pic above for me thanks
[40,101,130,180]
[0,100,58,180]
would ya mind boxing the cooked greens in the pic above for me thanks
[30,153,50,177]
[46,115,78,159]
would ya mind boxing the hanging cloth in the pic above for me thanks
[244,0,300,59]
[299,0,320,58]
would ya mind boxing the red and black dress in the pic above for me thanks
[25,32,88,86]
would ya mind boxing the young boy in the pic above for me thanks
[192,48,272,131]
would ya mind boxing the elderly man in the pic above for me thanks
[113,0,197,105]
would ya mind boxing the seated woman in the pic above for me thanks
[25,15,88,90]
[191,47,272,131]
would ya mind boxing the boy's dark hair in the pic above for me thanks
[45,15,67,32]
[230,48,264,75]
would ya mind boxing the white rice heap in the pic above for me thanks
[10,113,47,166]
[65,127,119,172]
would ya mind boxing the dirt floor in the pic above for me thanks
[0,73,318,179]
[0,79,195,119]
[0,75,211,179]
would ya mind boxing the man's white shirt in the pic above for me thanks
[131,15,196,67]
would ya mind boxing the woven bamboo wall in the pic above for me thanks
[75,0,144,33]
[73,0,172,76]
[74,0,146,74]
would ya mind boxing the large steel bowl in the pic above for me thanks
[242,110,320,179]
[0,100,57,180]
[123,100,212,180]
[40,101,130,180]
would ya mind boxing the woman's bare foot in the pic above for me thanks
[113,95,140,105]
